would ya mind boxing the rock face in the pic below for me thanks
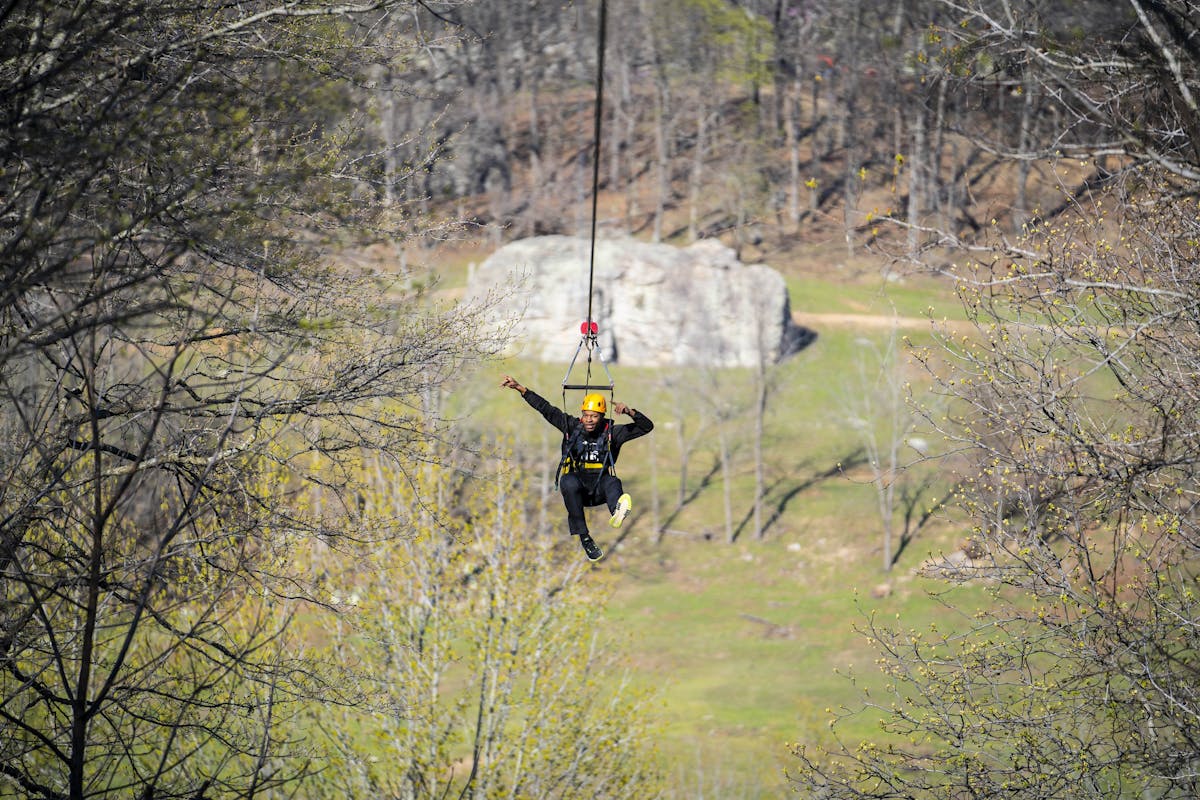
[464,235,813,368]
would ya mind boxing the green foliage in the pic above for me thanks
[305,451,665,799]
[648,0,774,88]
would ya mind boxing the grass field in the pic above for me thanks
[441,266,988,797]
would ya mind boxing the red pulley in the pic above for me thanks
[581,321,599,335]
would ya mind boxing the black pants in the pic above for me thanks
[560,471,624,536]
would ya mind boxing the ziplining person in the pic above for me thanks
[501,375,653,561]
[497,0,656,563]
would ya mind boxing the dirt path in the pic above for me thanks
[793,311,937,329]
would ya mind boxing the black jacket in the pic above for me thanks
[521,389,654,472]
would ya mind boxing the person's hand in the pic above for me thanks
[501,375,526,394]
[613,401,632,417]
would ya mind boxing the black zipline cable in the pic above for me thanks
[561,0,613,408]
[584,0,607,332]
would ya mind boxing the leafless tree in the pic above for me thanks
[0,3,503,799]
[791,1,1200,795]
[794,176,1200,799]
[843,322,922,572]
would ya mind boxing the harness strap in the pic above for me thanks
[554,420,616,490]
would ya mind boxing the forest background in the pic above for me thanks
[4,1,1200,799]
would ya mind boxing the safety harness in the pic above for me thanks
[555,419,616,491]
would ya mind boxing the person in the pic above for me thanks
[501,375,653,561]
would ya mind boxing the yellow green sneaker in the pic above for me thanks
[609,493,632,528]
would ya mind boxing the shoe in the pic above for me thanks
[609,494,632,528]
[579,533,604,562]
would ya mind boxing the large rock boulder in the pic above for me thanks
[464,235,813,368]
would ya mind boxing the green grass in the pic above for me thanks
[785,272,966,321]
[590,527,995,797]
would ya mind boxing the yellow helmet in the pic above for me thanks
[580,393,606,414]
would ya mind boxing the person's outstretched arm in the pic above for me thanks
[501,374,572,434]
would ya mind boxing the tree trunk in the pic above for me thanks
[931,77,951,233]
[1014,69,1037,228]
[785,86,801,226]
[753,349,768,540]
[651,428,663,543]
[719,424,734,543]
[379,64,398,207]
[839,0,865,260]
[907,95,926,257]
[676,415,688,511]
[688,97,709,242]
[652,76,670,243]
